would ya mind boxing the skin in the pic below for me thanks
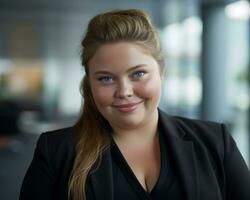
[88,42,163,192]
[88,42,163,138]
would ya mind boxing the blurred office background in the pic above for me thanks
[0,0,249,199]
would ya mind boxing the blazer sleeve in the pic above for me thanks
[19,132,56,200]
[222,124,250,200]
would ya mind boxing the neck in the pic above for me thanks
[112,110,159,146]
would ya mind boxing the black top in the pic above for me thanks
[111,129,184,200]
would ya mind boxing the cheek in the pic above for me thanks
[136,76,162,100]
[90,83,114,107]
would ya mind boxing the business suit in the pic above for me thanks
[19,109,250,200]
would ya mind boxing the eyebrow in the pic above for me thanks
[94,64,148,75]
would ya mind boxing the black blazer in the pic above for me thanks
[19,109,250,200]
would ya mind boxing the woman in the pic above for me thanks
[19,9,250,200]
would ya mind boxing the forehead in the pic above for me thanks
[88,42,158,74]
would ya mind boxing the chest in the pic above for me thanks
[118,143,161,192]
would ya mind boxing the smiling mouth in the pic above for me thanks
[112,101,143,113]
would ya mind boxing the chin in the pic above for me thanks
[112,118,144,130]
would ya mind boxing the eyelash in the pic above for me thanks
[133,71,146,79]
[97,71,147,84]
[97,76,113,84]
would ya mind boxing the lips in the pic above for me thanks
[112,101,143,113]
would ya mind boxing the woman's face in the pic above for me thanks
[88,42,163,131]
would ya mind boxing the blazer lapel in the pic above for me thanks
[89,149,113,200]
[159,109,199,200]
[168,137,199,200]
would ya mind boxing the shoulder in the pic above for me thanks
[159,109,227,157]
[173,115,227,150]
[159,109,224,138]
[39,126,76,146]
[37,126,76,156]
[20,127,76,199]
[172,115,224,138]
[34,126,76,173]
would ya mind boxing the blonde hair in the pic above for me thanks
[68,9,164,200]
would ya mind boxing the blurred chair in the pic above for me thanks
[0,100,38,200]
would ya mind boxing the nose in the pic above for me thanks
[115,79,133,98]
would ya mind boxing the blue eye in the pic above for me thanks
[97,76,113,84]
[133,71,145,78]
